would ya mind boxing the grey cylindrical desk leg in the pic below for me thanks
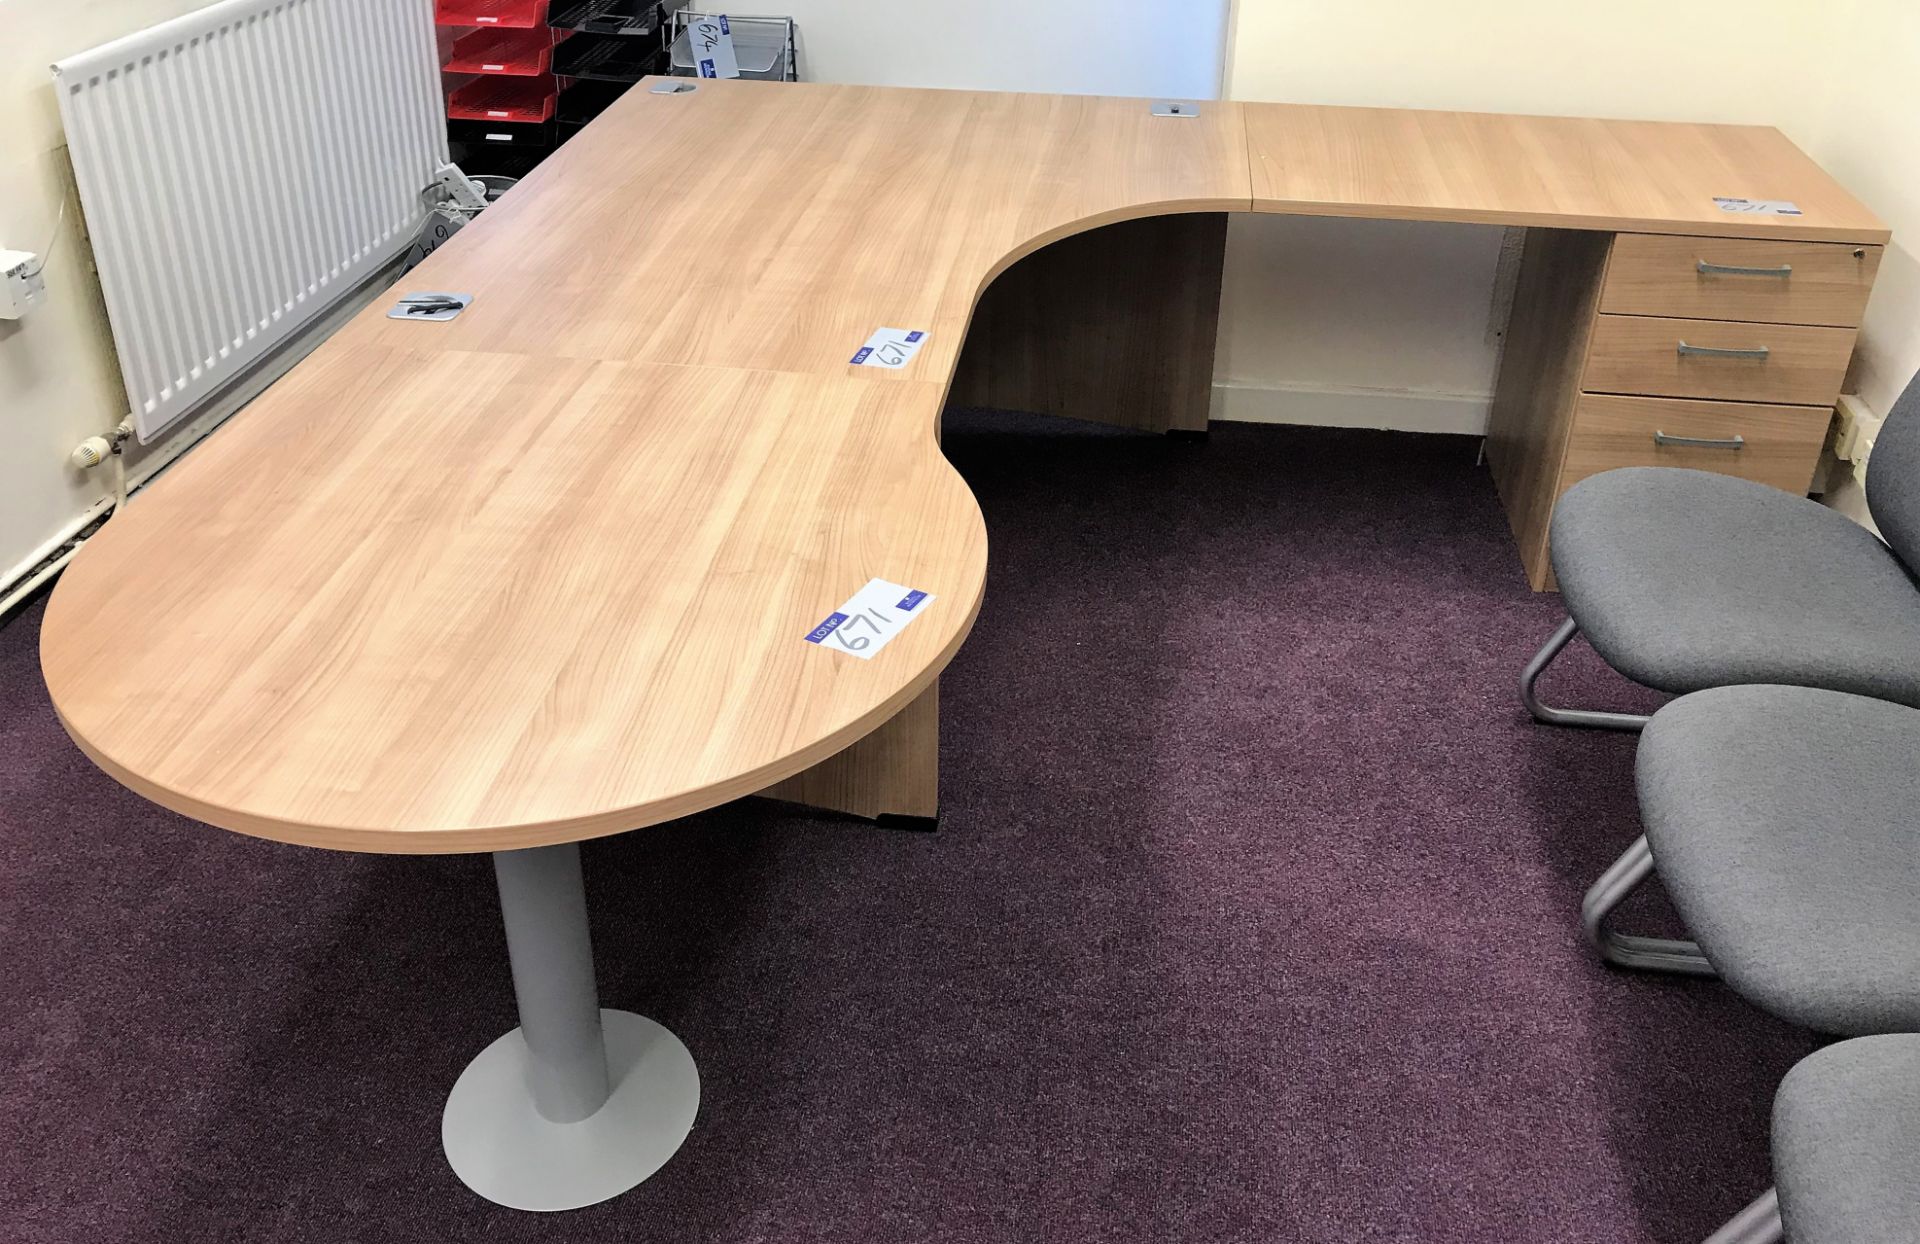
[442,841,700,1212]
[493,844,611,1123]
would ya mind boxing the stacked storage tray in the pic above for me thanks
[449,117,558,169]
[448,76,558,123]
[548,0,676,37]
[445,27,559,75]
[551,33,665,82]
[436,0,549,27]
[447,74,558,174]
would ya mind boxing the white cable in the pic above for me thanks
[23,198,68,278]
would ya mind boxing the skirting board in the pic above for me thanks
[1210,382,1492,436]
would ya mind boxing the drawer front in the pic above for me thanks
[1602,235,1880,327]
[1582,315,1855,406]
[1560,394,1830,496]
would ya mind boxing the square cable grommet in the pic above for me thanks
[389,292,475,322]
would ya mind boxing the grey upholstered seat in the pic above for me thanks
[1552,470,1920,705]
[1636,685,1920,1035]
[1524,367,1920,729]
[1773,1035,1920,1243]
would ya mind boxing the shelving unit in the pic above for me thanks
[552,34,663,82]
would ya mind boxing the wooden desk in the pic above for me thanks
[1242,103,1887,587]
[38,79,1887,1209]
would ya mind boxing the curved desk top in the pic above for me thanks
[40,80,1885,854]
[38,81,1249,853]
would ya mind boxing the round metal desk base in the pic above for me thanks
[441,1009,699,1211]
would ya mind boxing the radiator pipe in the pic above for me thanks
[0,420,135,622]
[0,545,85,621]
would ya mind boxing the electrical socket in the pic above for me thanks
[1834,394,1883,466]
[0,250,47,320]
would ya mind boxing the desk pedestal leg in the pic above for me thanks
[441,843,699,1211]
[759,681,940,826]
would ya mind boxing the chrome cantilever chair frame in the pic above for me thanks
[1580,834,1715,976]
[1701,1189,1782,1244]
[1521,617,1653,731]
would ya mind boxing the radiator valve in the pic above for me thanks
[72,421,133,469]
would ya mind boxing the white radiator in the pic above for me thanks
[54,0,449,442]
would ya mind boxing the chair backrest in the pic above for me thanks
[1866,369,1920,568]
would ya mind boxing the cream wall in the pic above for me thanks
[779,0,1229,98]
[1794,0,1920,421]
[1218,0,1872,433]
[0,0,223,583]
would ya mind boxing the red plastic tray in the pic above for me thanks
[446,27,554,75]
[435,0,548,28]
[448,76,558,123]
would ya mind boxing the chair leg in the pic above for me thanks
[1701,1188,1783,1244]
[1521,617,1652,732]
[1582,835,1717,976]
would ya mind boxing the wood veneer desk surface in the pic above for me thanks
[40,80,1886,853]
[336,82,1254,377]
[1244,102,1888,241]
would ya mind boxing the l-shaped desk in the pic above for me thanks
[40,79,1888,1210]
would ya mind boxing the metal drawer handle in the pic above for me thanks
[1654,430,1746,450]
[1697,260,1793,278]
[1677,340,1770,360]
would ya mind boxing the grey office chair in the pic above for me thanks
[1521,369,1920,732]
[1701,1035,1920,1244]
[1583,684,1920,1023]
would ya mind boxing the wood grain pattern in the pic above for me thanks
[38,78,1891,851]
[1560,395,1831,496]
[1485,230,1613,591]
[950,214,1226,434]
[337,80,1254,382]
[1601,234,1881,327]
[43,347,984,852]
[758,683,939,821]
[39,79,1248,853]
[1244,104,1888,243]
[1582,314,1856,406]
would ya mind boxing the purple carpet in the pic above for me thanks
[0,413,1813,1243]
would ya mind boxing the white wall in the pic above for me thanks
[0,0,238,584]
[779,0,1229,98]
[1220,0,1857,433]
